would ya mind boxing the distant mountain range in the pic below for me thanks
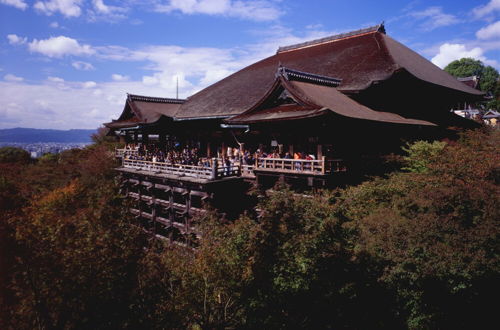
[0,128,96,143]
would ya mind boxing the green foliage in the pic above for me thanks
[402,140,446,173]
[2,144,146,329]
[91,126,120,151]
[444,58,484,77]
[0,147,31,164]
[444,57,499,96]
[482,65,500,96]
[487,80,500,110]
[339,129,500,329]
[2,129,498,329]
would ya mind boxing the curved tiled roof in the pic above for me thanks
[105,94,185,129]
[175,25,482,120]
[227,71,434,126]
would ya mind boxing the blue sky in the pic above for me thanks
[1,0,499,129]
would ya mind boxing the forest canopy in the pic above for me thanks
[1,129,499,329]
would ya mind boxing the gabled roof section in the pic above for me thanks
[457,76,480,89]
[105,94,185,129]
[278,66,342,87]
[175,23,482,120]
[483,110,500,118]
[226,67,435,126]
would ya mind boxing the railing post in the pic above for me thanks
[211,157,218,180]
[321,156,326,175]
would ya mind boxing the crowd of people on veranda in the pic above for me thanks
[122,143,318,169]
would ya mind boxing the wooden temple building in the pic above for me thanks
[105,24,483,244]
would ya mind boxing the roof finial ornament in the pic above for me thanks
[276,63,287,79]
[378,21,386,34]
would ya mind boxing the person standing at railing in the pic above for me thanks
[294,151,302,171]
[223,156,231,176]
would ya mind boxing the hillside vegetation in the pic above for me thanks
[1,129,498,329]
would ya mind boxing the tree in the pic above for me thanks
[339,129,500,329]
[444,58,499,98]
[0,147,31,164]
[3,144,147,329]
[444,58,484,77]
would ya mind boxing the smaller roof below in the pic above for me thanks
[277,66,341,87]
[457,76,480,89]
[128,94,185,104]
[483,110,500,118]
[104,94,185,129]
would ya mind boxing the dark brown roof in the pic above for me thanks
[227,70,435,126]
[175,24,482,120]
[457,76,480,89]
[105,94,185,129]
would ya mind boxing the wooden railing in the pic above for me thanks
[121,155,345,179]
[122,158,240,180]
[241,164,255,178]
[255,157,345,175]
[115,148,138,158]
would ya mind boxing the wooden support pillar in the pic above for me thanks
[159,132,166,149]
[221,142,227,157]
[211,158,218,180]
[185,192,191,246]
[317,144,323,159]
[289,144,294,155]
[151,185,157,235]
[207,142,211,158]
[138,179,142,219]
[239,142,244,157]
[168,187,174,244]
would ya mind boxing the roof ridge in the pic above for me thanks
[277,23,385,54]
[127,93,186,104]
[278,66,342,87]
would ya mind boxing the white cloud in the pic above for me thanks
[431,43,499,68]
[88,0,127,21]
[0,79,178,129]
[410,6,459,31]
[34,0,83,18]
[155,0,281,21]
[473,0,500,19]
[0,25,343,129]
[92,0,121,14]
[111,73,129,81]
[28,36,95,58]
[47,76,64,83]
[7,34,27,45]
[82,81,97,88]
[0,0,27,10]
[72,61,95,70]
[4,74,24,82]
[476,21,500,39]
[50,21,59,28]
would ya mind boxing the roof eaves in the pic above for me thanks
[278,66,342,87]
[127,93,186,104]
[173,115,230,121]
